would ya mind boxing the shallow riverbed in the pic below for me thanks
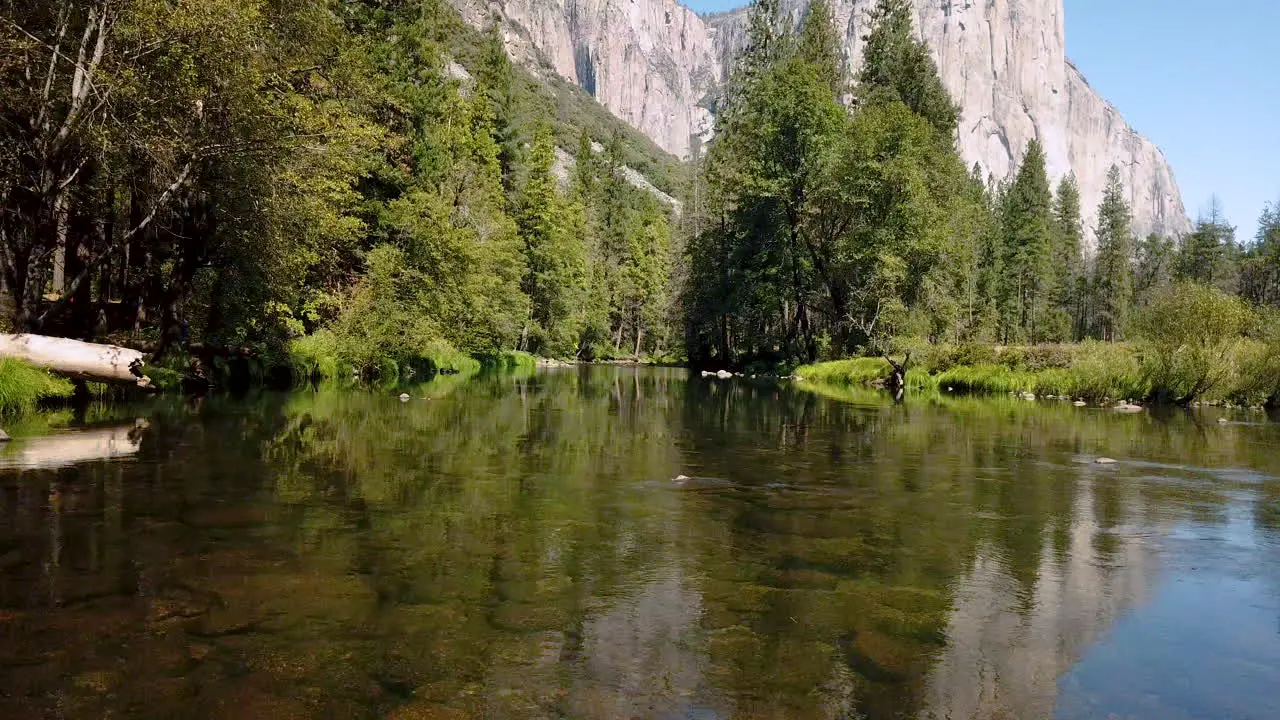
[1,367,1277,719]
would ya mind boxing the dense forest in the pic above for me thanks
[3,0,1280,393]
[1,0,682,378]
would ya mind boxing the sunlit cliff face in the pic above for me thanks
[452,0,1190,243]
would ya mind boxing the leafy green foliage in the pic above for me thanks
[687,0,981,367]
[1136,282,1255,404]
[1,0,678,373]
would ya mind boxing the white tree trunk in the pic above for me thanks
[0,334,149,386]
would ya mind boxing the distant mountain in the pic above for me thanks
[452,0,1191,242]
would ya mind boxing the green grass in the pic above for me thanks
[0,359,74,414]
[799,342,1151,402]
[795,358,895,385]
[934,364,1039,395]
[474,350,536,373]
[288,333,482,384]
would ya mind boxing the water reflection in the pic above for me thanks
[0,368,1277,719]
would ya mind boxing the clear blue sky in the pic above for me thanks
[683,0,1280,242]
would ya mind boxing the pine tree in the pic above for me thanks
[999,140,1056,342]
[858,0,959,136]
[799,0,845,95]
[517,124,586,355]
[1176,196,1238,292]
[1092,165,1134,341]
[476,20,524,198]
[1051,174,1084,340]
[1240,200,1280,307]
[1133,233,1176,310]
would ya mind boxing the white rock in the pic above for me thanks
[398,393,411,402]
[716,370,734,379]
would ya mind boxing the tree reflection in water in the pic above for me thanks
[1,367,1277,719]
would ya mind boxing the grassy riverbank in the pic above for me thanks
[0,359,75,414]
[796,339,1280,407]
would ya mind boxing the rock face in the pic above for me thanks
[453,0,1191,242]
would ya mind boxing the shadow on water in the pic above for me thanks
[1,368,1278,719]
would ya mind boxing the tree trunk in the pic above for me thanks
[0,334,150,386]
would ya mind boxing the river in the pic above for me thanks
[1,366,1277,719]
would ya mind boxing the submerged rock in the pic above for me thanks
[1113,402,1143,412]
[1073,400,1087,407]
[1095,457,1118,465]
[671,474,733,490]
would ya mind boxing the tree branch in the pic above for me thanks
[35,162,193,328]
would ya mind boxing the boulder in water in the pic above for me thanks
[398,393,411,402]
[1095,457,1118,465]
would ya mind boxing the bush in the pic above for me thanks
[289,329,350,382]
[1231,326,1280,407]
[0,359,74,414]
[1136,283,1254,404]
[1035,341,1147,402]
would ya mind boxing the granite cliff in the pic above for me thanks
[451,0,1191,242]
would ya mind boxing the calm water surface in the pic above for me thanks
[1,367,1278,719]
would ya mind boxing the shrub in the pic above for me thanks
[1231,317,1280,406]
[289,329,349,382]
[1136,283,1254,404]
[1035,341,1147,402]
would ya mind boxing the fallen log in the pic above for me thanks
[0,334,151,387]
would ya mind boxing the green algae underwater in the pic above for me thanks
[1,367,1278,720]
